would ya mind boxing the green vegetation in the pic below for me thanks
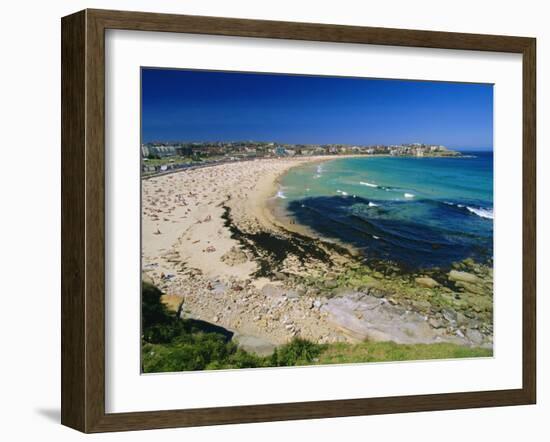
[143,338,327,373]
[314,340,491,365]
[141,281,492,373]
[143,282,264,372]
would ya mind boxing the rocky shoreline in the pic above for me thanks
[220,206,492,348]
[142,157,493,353]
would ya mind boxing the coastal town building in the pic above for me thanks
[140,140,460,174]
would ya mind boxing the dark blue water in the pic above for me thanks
[277,152,493,270]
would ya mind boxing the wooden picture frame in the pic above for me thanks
[61,8,536,433]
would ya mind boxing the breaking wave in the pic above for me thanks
[360,181,378,188]
[466,206,494,219]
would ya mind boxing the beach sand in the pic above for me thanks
[142,157,350,346]
[143,157,332,280]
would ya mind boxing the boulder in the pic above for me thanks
[233,334,277,357]
[358,280,382,291]
[296,285,307,295]
[415,276,440,289]
[455,281,486,295]
[428,318,444,329]
[465,329,485,346]
[160,294,184,313]
[442,308,458,322]
[142,272,154,285]
[286,290,300,300]
[448,270,480,284]
[274,271,288,281]
[411,299,431,311]
[456,312,468,326]
[307,287,321,296]
[370,289,385,299]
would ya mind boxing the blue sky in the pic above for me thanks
[141,68,493,151]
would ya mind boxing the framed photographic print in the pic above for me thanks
[61,9,536,433]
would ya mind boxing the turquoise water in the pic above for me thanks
[277,153,493,270]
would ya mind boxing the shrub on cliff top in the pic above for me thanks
[270,338,326,366]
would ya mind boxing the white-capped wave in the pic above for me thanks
[336,190,349,196]
[368,202,379,207]
[466,206,494,219]
[404,193,415,198]
[444,201,492,219]
[360,181,378,188]
[444,201,465,208]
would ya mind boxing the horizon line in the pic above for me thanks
[141,140,493,151]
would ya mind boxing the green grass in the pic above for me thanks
[313,341,491,365]
[142,339,325,372]
[141,281,492,373]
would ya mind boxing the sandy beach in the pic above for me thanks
[142,156,493,352]
[142,156,334,280]
[142,157,346,348]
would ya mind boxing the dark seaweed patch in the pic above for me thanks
[221,206,345,277]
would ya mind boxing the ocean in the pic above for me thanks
[276,152,493,270]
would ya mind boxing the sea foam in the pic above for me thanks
[445,201,493,219]
[360,181,378,188]
[466,206,494,219]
